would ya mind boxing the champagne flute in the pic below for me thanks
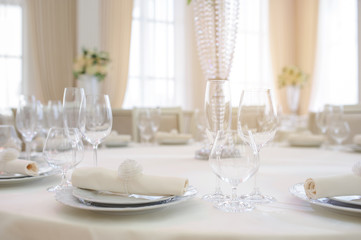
[15,95,37,160]
[209,130,259,212]
[237,89,278,204]
[79,95,112,166]
[203,80,232,202]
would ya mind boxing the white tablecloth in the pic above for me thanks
[1,144,361,240]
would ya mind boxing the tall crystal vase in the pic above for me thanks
[193,0,240,81]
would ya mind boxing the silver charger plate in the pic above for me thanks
[330,196,361,207]
[289,183,361,217]
[56,186,197,215]
[72,187,175,205]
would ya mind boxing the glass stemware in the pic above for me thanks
[237,89,278,204]
[194,109,211,160]
[137,108,154,144]
[63,88,85,130]
[46,100,63,129]
[203,80,232,202]
[79,95,112,166]
[43,127,84,192]
[209,130,259,212]
[150,108,161,143]
[15,95,38,160]
[0,125,22,151]
[329,120,350,148]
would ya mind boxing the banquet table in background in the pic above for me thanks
[1,144,361,240]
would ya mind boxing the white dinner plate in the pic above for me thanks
[72,187,175,205]
[348,144,361,153]
[288,139,323,148]
[289,183,361,217]
[158,138,190,145]
[104,141,129,148]
[0,156,58,184]
[56,186,197,215]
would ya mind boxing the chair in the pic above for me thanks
[308,111,361,144]
[111,109,134,139]
[132,107,184,142]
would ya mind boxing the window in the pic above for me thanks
[0,0,23,108]
[310,0,358,111]
[229,0,273,106]
[123,0,175,108]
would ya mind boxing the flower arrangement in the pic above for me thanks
[73,48,110,81]
[278,65,308,88]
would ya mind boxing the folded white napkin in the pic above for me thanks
[353,134,361,145]
[0,148,38,176]
[288,132,324,147]
[155,129,192,141]
[72,160,189,196]
[304,174,361,199]
[103,131,131,145]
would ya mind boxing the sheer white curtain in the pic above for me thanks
[123,0,177,108]
[229,0,273,106]
[310,0,358,111]
[0,0,23,108]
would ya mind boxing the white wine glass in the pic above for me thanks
[137,108,153,144]
[150,107,161,143]
[203,80,232,202]
[43,127,84,192]
[329,120,350,149]
[237,89,278,204]
[79,95,112,166]
[0,125,22,151]
[15,95,38,160]
[194,109,211,160]
[209,130,259,212]
[46,100,63,129]
[63,88,85,130]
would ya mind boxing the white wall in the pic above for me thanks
[77,0,100,53]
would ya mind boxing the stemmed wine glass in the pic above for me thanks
[43,127,84,192]
[209,130,259,212]
[62,87,85,176]
[46,100,63,129]
[79,94,112,166]
[137,108,153,144]
[203,80,232,202]
[150,108,161,143]
[0,125,22,151]
[194,109,211,159]
[237,89,278,204]
[15,95,38,160]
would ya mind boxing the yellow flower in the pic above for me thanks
[278,65,308,88]
[73,48,110,81]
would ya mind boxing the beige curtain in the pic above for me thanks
[100,0,133,108]
[269,0,319,115]
[25,0,76,103]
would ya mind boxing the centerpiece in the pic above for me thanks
[73,48,110,95]
[278,65,308,115]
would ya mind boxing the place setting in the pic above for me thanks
[55,159,197,215]
[289,160,361,217]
